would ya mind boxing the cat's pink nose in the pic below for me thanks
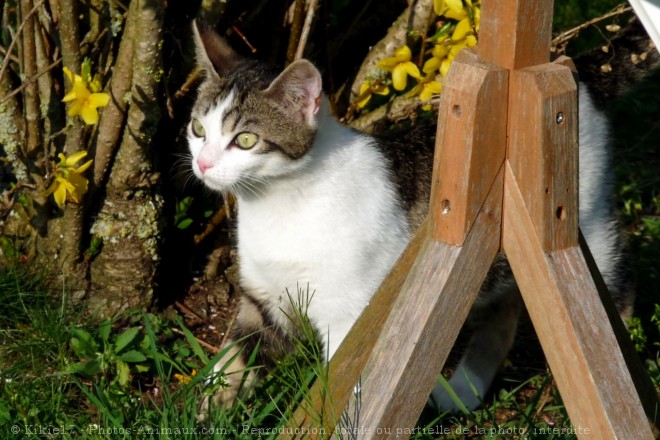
[197,159,212,174]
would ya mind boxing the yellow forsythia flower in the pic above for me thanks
[378,45,423,91]
[409,73,443,104]
[62,64,110,125]
[434,0,469,20]
[45,151,93,209]
[357,80,391,108]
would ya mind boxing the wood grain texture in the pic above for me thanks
[351,166,503,439]
[507,63,579,251]
[578,232,660,431]
[503,163,653,439]
[478,0,554,69]
[430,50,508,245]
[278,219,430,439]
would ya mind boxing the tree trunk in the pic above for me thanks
[87,0,165,313]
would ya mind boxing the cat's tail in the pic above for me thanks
[572,17,660,110]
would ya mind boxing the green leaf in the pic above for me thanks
[82,58,92,83]
[176,319,209,364]
[117,361,131,387]
[176,218,193,230]
[70,328,94,344]
[135,364,151,373]
[116,350,147,363]
[99,319,111,343]
[69,332,98,358]
[114,327,140,353]
[65,360,101,377]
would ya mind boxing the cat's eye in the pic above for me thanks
[191,118,206,138]
[235,132,258,149]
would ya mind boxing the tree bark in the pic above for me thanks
[87,0,165,314]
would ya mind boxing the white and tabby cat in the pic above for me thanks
[187,23,633,412]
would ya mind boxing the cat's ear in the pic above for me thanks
[192,20,243,78]
[264,60,322,126]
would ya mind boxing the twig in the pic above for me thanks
[92,0,136,187]
[175,300,207,323]
[294,0,319,61]
[230,25,257,54]
[286,0,305,64]
[21,0,43,157]
[219,305,239,349]
[551,4,632,50]
[193,194,235,245]
[0,56,61,104]
[174,65,203,99]
[0,45,20,65]
[172,328,220,354]
[0,0,46,85]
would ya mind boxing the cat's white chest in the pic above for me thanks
[234,138,411,357]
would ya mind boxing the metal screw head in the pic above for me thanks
[556,112,565,124]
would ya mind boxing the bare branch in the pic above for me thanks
[92,0,136,187]
[20,0,43,158]
[551,4,633,51]
[286,0,306,65]
[349,0,435,103]
[294,0,320,61]
[0,0,46,87]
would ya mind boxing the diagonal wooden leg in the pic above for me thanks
[350,166,503,436]
[503,58,656,438]
[281,217,430,438]
[504,164,654,439]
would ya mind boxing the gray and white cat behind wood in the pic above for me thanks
[187,23,632,413]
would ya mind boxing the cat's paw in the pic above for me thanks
[197,342,255,420]
[198,384,240,420]
[429,369,486,413]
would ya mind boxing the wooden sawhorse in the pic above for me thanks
[280,0,659,438]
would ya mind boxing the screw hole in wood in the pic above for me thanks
[441,199,451,215]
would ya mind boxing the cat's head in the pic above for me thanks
[188,22,323,195]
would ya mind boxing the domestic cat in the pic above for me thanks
[187,23,633,412]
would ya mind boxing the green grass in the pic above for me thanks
[1,71,659,440]
[0,270,331,439]
[1,3,659,437]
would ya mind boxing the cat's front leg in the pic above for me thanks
[201,293,294,415]
[430,286,522,412]
[199,341,257,416]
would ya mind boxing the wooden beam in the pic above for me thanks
[579,232,660,429]
[279,218,430,439]
[430,50,508,245]
[478,0,554,69]
[504,162,654,439]
[352,165,503,438]
[507,62,579,251]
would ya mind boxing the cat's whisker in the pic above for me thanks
[237,179,262,199]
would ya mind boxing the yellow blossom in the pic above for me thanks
[357,80,391,108]
[174,369,197,385]
[378,45,422,91]
[409,73,443,105]
[45,151,93,209]
[62,65,110,125]
[434,0,468,20]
